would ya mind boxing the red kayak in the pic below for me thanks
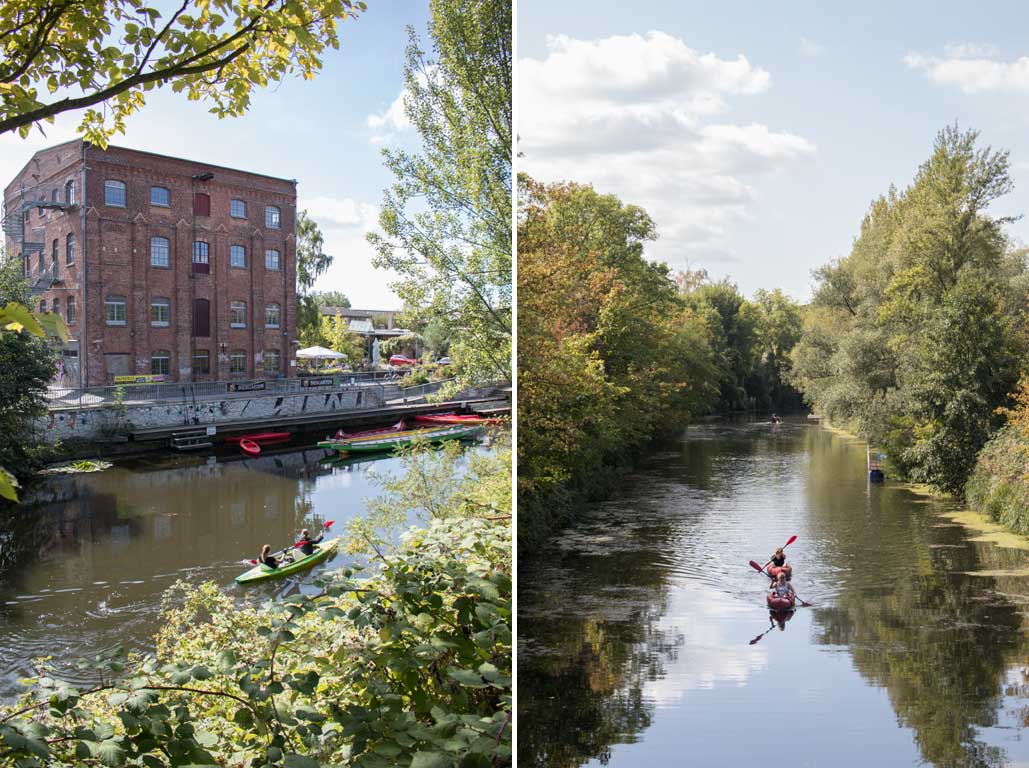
[332,420,406,440]
[768,564,793,580]
[225,431,291,445]
[414,413,502,426]
[767,593,796,611]
[240,438,261,456]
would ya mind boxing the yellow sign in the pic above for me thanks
[113,374,167,385]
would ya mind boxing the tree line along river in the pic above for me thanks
[519,418,1029,768]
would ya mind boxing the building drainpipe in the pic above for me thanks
[79,142,87,390]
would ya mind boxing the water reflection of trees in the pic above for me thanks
[804,428,1029,768]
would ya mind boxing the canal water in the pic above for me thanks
[0,443,477,699]
[519,420,1029,768]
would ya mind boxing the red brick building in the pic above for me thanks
[2,140,298,387]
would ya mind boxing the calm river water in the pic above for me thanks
[519,419,1029,768]
[0,442,479,699]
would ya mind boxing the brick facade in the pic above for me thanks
[3,141,298,386]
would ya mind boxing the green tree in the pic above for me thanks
[310,290,350,309]
[295,211,337,350]
[791,125,1025,495]
[316,312,364,363]
[0,0,364,145]
[0,259,63,502]
[369,0,511,387]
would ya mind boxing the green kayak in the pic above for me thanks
[321,424,484,454]
[235,539,339,585]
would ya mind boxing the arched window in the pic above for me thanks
[52,297,60,316]
[65,180,75,204]
[265,206,281,229]
[104,180,126,207]
[230,244,246,268]
[264,249,281,270]
[230,301,247,328]
[265,303,281,328]
[67,296,77,324]
[66,233,75,265]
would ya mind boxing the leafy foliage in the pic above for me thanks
[0,449,511,767]
[790,126,1026,494]
[0,260,64,503]
[369,0,511,388]
[517,177,721,543]
[0,0,364,144]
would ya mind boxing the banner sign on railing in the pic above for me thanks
[114,374,167,385]
[301,377,335,388]
[226,381,266,393]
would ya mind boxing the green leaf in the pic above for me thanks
[283,755,321,768]
[96,739,126,767]
[410,751,454,768]
[0,467,19,502]
[0,303,44,336]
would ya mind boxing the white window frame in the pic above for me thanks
[265,249,281,271]
[265,303,281,328]
[230,350,247,374]
[264,349,280,374]
[230,301,247,328]
[150,236,170,268]
[150,298,171,327]
[105,296,127,326]
[265,206,281,229]
[151,350,171,376]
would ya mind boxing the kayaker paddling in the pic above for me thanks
[297,528,324,556]
[259,544,280,569]
[769,572,795,602]
[763,547,792,585]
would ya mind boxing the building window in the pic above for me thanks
[52,297,60,317]
[265,249,281,271]
[230,199,247,218]
[66,233,75,265]
[265,206,281,229]
[37,251,44,274]
[104,180,126,207]
[230,244,246,268]
[264,349,280,375]
[193,298,210,337]
[51,189,59,203]
[151,350,170,376]
[193,192,210,217]
[150,297,170,327]
[230,301,247,328]
[39,299,47,313]
[150,236,170,268]
[150,186,170,207]
[192,349,210,375]
[105,296,127,325]
[67,296,76,324]
[265,303,281,328]
[65,180,75,205]
[230,350,247,375]
[51,239,58,275]
[192,240,210,274]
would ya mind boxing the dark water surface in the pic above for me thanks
[519,420,1029,768]
[0,445,447,699]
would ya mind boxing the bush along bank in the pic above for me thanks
[0,456,512,767]
[966,375,1029,536]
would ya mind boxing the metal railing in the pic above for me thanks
[387,378,455,404]
[45,372,404,409]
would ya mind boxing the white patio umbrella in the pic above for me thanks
[296,346,347,360]
[296,346,347,370]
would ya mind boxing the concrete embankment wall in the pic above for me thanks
[37,385,399,443]
[36,383,506,444]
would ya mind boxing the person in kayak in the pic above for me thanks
[769,571,795,601]
[764,547,790,585]
[259,544,280,569]
[297,528,324,556]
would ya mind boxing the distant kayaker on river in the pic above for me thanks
[297,528,324,556]
[764,547,792,585]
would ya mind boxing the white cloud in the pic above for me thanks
[519,31,815,267]
[365,89,409,143]
[904,44,1029,93]
[300,195,401,309]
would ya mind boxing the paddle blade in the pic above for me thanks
[247,559,258,565]
[749,560,765,572]
[324,520,335,528]
[785,535,798,547]
[749,635,763,645]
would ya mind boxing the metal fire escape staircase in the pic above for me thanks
[1,186,75,295]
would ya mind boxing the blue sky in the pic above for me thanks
[517,0,1029,301]
[0,3,431,309]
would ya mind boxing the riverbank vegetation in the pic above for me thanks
[790,126,1028,496]
[0,445,512,767]
[518,177,804,543]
